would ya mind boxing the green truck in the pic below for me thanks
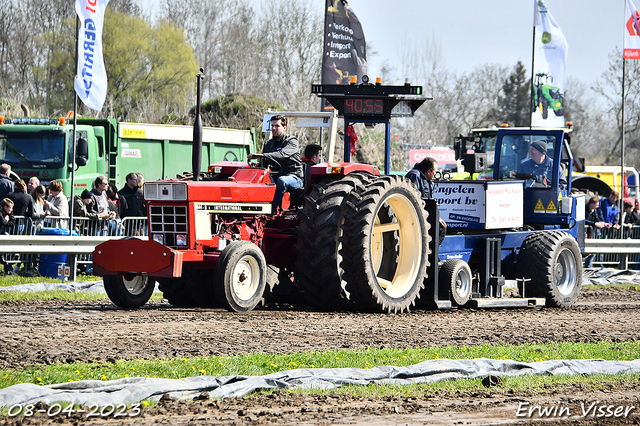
[0,116,256,195]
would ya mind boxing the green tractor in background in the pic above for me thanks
[533,72,564,119]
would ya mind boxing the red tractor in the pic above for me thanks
[94,160,433,313]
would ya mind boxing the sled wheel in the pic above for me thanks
[439,259,472,306]
[214,241,267,312]
[341,175,431,313]
[104,273,154,309]
[518,231,582,308]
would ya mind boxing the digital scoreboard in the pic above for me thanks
[312,79,430,119]
[343,98,384,115]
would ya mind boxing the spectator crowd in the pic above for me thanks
[0,163,147,274]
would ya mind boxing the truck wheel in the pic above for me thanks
[294,174,372,310]
[518,231,582,308]
[214,241,266,312]
[439,259,472,306]
[341,175,431,313]
[158,269,217,308]
[104,274,155,309]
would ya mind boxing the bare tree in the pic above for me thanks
[592,48,640,167]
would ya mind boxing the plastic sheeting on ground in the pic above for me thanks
[0,280,106,294]
[0,280,160,294]
[0,358,639,408]
[583,268,640,286]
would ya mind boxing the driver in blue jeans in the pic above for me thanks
[248,114,303,213]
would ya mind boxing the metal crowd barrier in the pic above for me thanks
[0,216,147,278]
[584,224,640,269]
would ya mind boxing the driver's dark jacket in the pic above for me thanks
[262,134,303,179]
[517,156,567,189]
[406,167,434,202]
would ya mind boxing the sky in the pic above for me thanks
[348,0,624,85]
[141,0,626,86]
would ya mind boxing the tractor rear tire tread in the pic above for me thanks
[294,173,373,311]
[340,175,431,313]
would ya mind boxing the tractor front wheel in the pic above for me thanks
[104,273,155,309]
[214,241,267,312]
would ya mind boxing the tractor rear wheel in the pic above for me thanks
[104,273,155,309]
[439,259,472,306]
[541,97,549,119]
[158,268,217,307]
[517,231,582,308]
[340,175,431,313]
[214,241,267,312]
[294,173,372,310]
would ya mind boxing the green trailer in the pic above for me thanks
[0,116,256,196]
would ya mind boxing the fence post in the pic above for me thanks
[68,255,78,281]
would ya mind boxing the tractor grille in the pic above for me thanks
[149,205,188,248]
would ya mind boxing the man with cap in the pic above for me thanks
[73,189,109,219]
[517,139,566,189]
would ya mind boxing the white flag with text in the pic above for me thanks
[74,0,110,111]
[532,0,567,128]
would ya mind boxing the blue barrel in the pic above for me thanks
[38,228,76,278]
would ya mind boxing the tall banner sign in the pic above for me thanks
[532,0,567,128]
[75,0,110,111]
[625,0,640,59]
[321,0,367,111]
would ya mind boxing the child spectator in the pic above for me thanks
[0,198,15,233]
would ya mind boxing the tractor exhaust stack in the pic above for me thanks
[192,69,204,181]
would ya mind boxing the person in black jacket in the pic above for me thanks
[301,143,321,188]
[0,164,15,201]
[406,157,446,244]
[248,115,303,213]
[0,197,15,272]
[119,173,144,218]
[7,179,34,221]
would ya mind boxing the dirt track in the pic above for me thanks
[1,287,639,425]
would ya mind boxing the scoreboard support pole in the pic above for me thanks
[344,118,392,174]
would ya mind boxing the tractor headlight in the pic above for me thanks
[144,182,188,200]
[152,234,164,245]
[176,234,187,246]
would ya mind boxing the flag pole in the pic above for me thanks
[620,0,627,237]
[529,24,536,129]
[69,14,79,236]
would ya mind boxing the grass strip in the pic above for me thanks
[1,341,638,391]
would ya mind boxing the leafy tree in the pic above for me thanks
[195,93,281,131]
[101,12,198,121]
